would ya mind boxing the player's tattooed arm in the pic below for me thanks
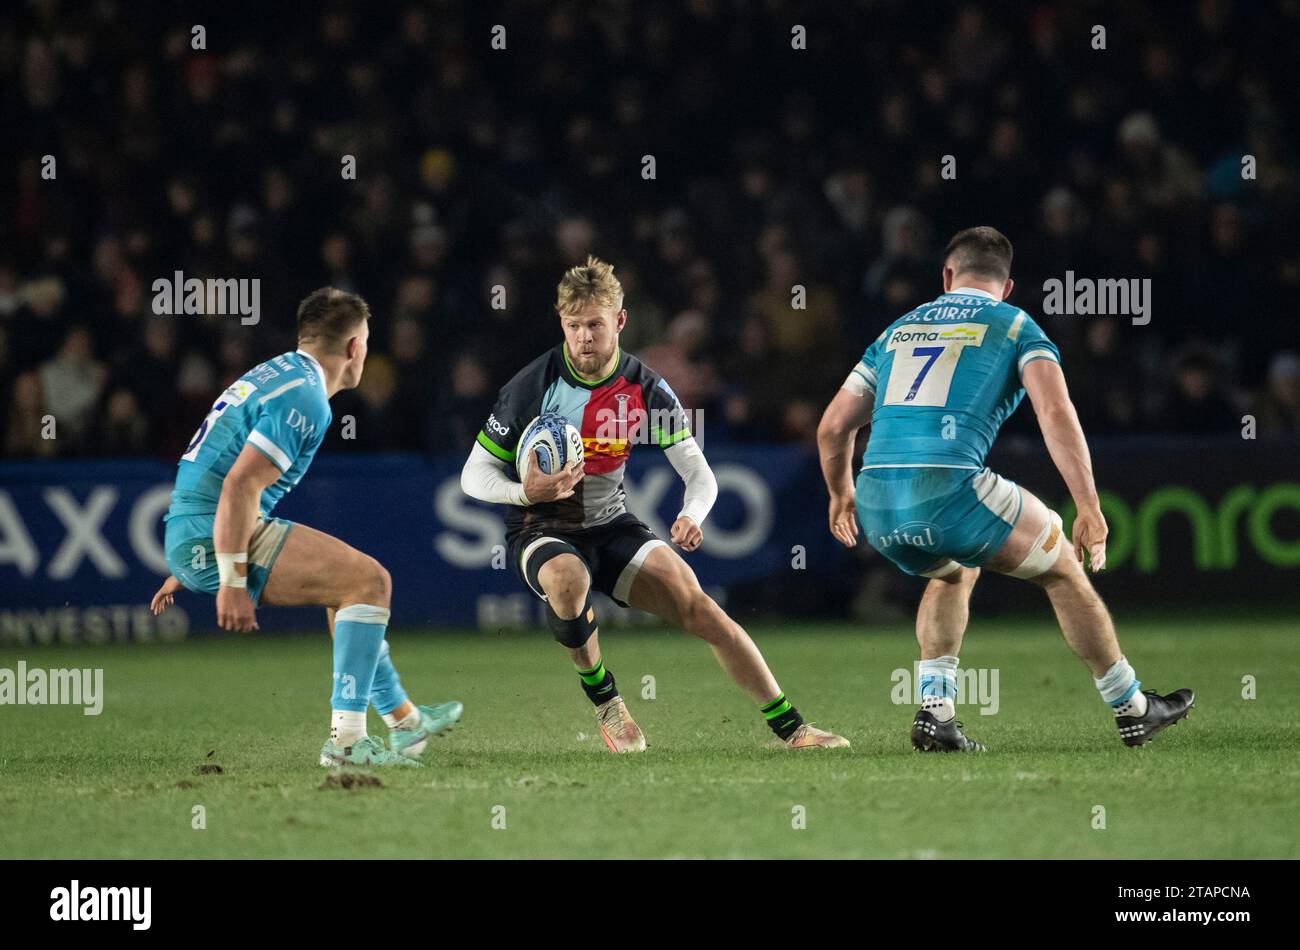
[817,387,873,548]
[1022,359,1108,570]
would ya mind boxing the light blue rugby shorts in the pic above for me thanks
[854,466,1022,577]
[163,513,294,605]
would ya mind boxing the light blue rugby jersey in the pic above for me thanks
[852,287,1060,470]
[167,350,332,517]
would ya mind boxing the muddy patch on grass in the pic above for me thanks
[506,775,586,790]
[320,772,384,791]
[196,764,224,775]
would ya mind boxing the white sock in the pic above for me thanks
[331,709,367,746]
[383,708,421,731]
[1094,657,1148,718]
[1111,691,1148,717]
[918,655,960,722]
[922,695,956,723]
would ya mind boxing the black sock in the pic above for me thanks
[761,693,804,740]
[576,660,618,706]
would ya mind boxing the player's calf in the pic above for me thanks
[537,556,646,752]
[628,545,849,749]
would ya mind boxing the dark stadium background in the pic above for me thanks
[2,0,1298,633]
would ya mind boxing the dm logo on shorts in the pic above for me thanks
[870,521,944,550]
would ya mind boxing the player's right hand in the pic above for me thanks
[216,586,259,633]
[1072,505,1108,572]
[521,450,584,503]
[828,492,859,548]
[150,574,184,615]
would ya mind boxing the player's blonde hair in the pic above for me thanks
[556,255,624,316]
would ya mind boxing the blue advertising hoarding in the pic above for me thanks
[1,439,1296,643]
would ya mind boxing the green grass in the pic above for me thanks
[0,620,1295,859]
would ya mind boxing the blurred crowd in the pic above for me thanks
[3,0,1298,462]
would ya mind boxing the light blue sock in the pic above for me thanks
[918,655,960,720]
[369,639,410,717]
[1094,656,1146,717]
[331,604,389,713]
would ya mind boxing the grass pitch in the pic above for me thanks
[0,619,1295,859]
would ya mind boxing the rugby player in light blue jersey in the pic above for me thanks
[818,227,1193,751]
[148,288,461,767]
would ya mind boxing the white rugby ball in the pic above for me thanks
[516,412,584,483]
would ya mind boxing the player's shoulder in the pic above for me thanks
[998,302,1053,345]
[620,349,680,403]
[244,351,331,417]
[620,348,659,384]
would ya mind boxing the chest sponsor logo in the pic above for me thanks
[886,323,988,348]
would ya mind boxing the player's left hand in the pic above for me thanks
[670,515,703,552]
[828,493,859,548]
[150,575,184,615]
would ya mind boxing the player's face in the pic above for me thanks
[341,321,370,390]
[561,303,625,376]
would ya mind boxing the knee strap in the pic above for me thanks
[1009,511,1064,579]
[546,594,599,648]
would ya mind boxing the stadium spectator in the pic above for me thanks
[38,325,105,453]
[0,1,1294,458]
[1155,346,1242,434]
[1255,353,1300,437]
[4,372,56,458]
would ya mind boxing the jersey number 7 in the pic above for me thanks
[882,325,989,408]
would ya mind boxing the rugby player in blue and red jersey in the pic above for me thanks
[463,257,847,753]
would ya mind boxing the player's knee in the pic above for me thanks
[950,566,980,587]
[546,593,598,648]
[1027,547,1083,591]
[355,558,392,607]
[539,556,589,619]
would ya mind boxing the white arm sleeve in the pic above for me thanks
[461,442,531,507]
[663,436,718,526]
[841,360,876,398]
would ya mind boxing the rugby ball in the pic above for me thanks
[516,412,584,482]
